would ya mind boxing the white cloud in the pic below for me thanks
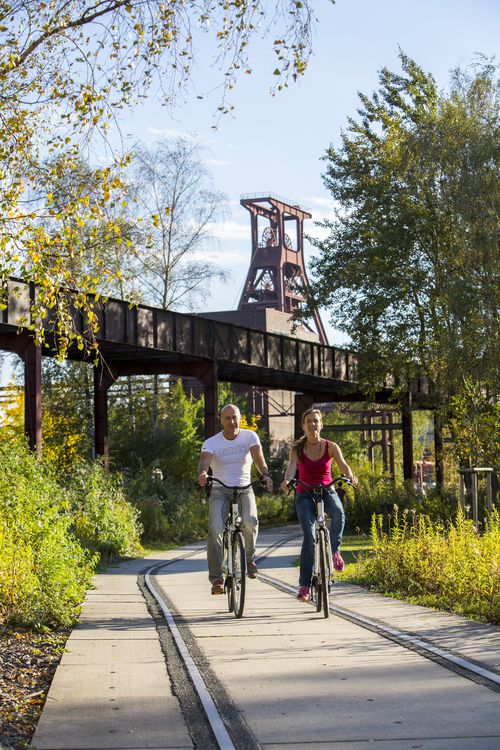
[208,220,250,241]
[146,127,200,141]
[204,158,230,167]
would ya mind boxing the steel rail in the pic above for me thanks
[142,534,294,750]
[145,559,236,750]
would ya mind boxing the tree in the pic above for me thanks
[128,138,228,310]
[308,53,499,434]
[0,1,317,356]
[449,379,500,469]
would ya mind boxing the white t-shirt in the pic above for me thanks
[201,429,261,486]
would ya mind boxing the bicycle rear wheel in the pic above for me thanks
[318,530,330,618]
[231,531,246,618]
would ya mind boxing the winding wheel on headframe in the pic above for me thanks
[238,195,328,344]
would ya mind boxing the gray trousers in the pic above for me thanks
[207,485,258,583]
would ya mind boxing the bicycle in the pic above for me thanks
[205,476,265,619]
[287,475,355,618]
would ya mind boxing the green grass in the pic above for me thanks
[292,534,372,568]
[337,534,372,566]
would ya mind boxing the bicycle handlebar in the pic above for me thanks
[207,476,267,491]
[286,475,357,495]
[203,476,269,501]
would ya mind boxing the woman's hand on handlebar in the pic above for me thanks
[280,478,296,494]
[332,474,359,490]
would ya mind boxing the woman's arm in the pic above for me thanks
[280,448,298,493]
[328,442,358,485]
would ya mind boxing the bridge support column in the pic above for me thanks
[0,332,42,456]
[24,338,42,457]
[192,362,219,438]
[294,392,315,439]
[401,391,413,482]
[94,367,116,468]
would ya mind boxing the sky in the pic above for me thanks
[1,0,498,386]
[109,0,499,345]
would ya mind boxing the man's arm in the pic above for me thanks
[197,451,213,486]
[249,444,273,492]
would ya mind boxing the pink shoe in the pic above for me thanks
[297,586,310,602]
[332,551,345,572]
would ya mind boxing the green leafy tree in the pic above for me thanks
[449,378,500,468]
[0,1,317,357]
[308,52,499,447]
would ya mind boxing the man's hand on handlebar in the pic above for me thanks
[198,471,209,487]
[261,474,273,493]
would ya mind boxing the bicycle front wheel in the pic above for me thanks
[318,530,330,618]
[231,531,246,619]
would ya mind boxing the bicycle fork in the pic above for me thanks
[225,501,241,581]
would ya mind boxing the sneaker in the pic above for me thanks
[297,586,310,602]
[211,579,224,595]
[332,551,345,572]
[247,561,258,579]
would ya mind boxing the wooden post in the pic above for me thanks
[434,411,445,488]
[402,391,413,482]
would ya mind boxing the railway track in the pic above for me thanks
[142,534,500,750]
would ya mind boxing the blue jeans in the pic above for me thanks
[295,489,345,587]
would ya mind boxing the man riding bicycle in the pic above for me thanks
[197,404,273,595]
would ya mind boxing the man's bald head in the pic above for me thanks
[220,403,241,419]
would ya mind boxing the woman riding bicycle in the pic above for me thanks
[280,407,358,602]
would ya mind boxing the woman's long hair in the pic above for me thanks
[293,407,323,460]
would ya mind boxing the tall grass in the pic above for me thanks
[350,506,500,624]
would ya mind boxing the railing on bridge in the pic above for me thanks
[1,277,362,385]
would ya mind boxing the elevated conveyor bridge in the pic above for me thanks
[0,278,414,476]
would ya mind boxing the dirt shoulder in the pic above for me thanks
[0,627,70,750]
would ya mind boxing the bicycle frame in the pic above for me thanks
[288,475,354,617]
[206,476,264,619]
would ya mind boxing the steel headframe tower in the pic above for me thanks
[238,193,328,344]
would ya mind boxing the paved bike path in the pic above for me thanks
[32,546,203,750]
[33,528,500,750]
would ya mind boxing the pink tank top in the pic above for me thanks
[297,441,333,492]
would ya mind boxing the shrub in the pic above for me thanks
[343,461,459,532]
[65,459,143,561]
[0,442,97,628]
[257,491,297,527]
[351,506,500,624]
